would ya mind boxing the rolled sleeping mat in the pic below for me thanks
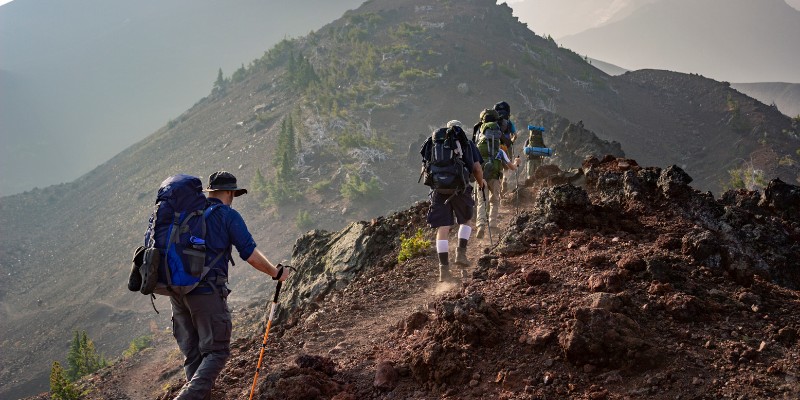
[524,146,553,157]
[527,125,546,132]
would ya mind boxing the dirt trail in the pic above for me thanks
[78,185,532,400]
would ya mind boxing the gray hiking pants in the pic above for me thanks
[171,289,231,400]
[526,156,543,181]
[476,178,501,228]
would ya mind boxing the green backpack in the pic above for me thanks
[477,121,505,180]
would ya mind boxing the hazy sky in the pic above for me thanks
[1,0,798,195]
[504,0,800,38]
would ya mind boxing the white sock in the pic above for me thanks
[458,225,472,240]
[436,240,449,254]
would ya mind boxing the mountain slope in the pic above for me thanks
[581,61,800,119]
[0,0,364,196]
[1,0,798,397]
[558,0,800,83]
[732,82,800,118]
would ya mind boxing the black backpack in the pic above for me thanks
[420,127,469,193]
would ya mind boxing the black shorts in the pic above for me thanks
[427,186,475,228]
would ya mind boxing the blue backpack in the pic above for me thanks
[129,174,225,299]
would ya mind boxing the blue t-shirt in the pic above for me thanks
[203,198,257,278]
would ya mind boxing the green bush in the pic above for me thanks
[398,229,431,263]
[399,68,436,81]
[726,167,768,190]
[340,174,381,201]
[263,183,298,206]
[50,361,82,400]
[122,335,153,359]
[295,210,314,231]
[497,62,519,79]
[311,178,332,193]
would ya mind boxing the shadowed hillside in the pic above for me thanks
[1,0,799,397]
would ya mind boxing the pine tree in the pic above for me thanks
[278,151,292,182]
[66,330,107,381]
[66,331,81,380]
[50,361,80,400]
[250,168,268,195]
[213,68,225,91]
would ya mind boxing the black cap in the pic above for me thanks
[204,171,247,197]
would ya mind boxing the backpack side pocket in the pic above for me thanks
[128,246,145,292]
[139,248,161,295]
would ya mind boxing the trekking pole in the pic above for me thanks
[481,186,493,247]
[249,265,293,400]
[514,165,520,215]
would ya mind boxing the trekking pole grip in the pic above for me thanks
[273,281,282,303]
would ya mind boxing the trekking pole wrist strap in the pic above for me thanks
[273,264,284,280]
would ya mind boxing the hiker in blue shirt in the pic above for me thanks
[172,171,291,400]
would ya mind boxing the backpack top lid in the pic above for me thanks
[494,101,510,118]
[432,127,449,142]
[156,174,207,212]
[480,108,499,123]
[447,125,466,139]
[480,121,502,134]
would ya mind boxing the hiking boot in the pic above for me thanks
[454,247,470,268]
[439,264,455,283]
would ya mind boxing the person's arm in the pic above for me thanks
[226,209,291,281]
[467,141,485,188]
[246,248,290,281]
[472,161,485,188]
[499,149,521,171]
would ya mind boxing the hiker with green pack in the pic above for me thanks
[473,108,520,239]
[493,101,519,196]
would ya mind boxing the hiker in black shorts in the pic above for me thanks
[420,120,485,281]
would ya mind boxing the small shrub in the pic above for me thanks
[398,229,431,263]
[497,62,519,79]
[50,361,82,400]
[340,174,381,201]
[399,68,435,81]
[311,178,332,193]
[295,210,314,231]
[726,166,768,191]
[122,335,152,359]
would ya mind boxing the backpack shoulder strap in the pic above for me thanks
[420,137,433,162]
[201,203,233,271]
